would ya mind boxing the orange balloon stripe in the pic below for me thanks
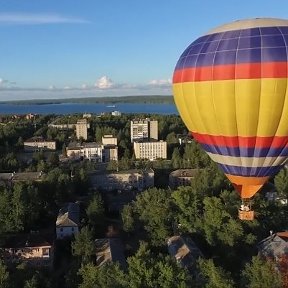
[173,62,288,83]
[225,174,269,198]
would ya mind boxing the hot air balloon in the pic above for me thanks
[173,18,288,220]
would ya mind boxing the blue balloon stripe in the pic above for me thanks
[201,143,288,157]
[175,26,288,70]
[218,163,282,177]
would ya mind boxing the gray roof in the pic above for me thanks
[95,238,126,268]
[56,202,80,227]
[257,232,288,259]
[169,169,201,178]
[0,172,44,182]
[167,235,203,268]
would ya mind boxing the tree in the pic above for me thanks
[201,197,243,247]
[86,193,104,227]
[172,186,202,233]
[171,147,182,168]
[274,168,288,201]
[0,188,13,233]
[79,263,126,288]
[72,226,95,264]
[241,256,282,288]
[24,275,39,288]
[132,188,174,246]
[126,242,193,288]
[0,261,9,288]
[166,132,178,144]
[121,204,135,233]
[47,152,59,167]
[11,183,25,232]
[197,258,235,288]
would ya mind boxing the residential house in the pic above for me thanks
[257,231,288,261]
[95,238,126,268]
[56,202,80,239]
[0,233,54,267]
[167,235,203,269]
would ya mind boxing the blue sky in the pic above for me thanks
[0,0,288,100]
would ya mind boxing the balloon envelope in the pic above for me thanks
[173,18,288,199]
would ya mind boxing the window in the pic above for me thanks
[42,248,50,257]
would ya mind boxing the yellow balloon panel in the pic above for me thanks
[173,78,288,137]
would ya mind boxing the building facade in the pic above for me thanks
[102,135,118,146]
[67,142,103,161]
[130,119,158,142]
[56,202,80,239]
[24,137,56,152]
[169,169,200,189]
[133,140,167,160]
[76,118,90,140]
[89,169,154,191]
[0,233,54,267]
[103,145,118,162]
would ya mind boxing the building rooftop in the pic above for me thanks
[169,169,201,178]
[95,238,126,268]
[56,202,80,227]
[25,136,55,143]
[167,235,203,268]
[1,233,53,249]
[88,168,154,176]
[257,231,288,259]
[0,171,44,182]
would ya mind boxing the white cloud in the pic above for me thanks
[0,13,89,25]
[95,76,114,89]
[0,77,16,87]
[149,79,172,86]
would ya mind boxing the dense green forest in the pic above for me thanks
[0,113,287,287]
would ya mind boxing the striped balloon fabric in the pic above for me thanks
[173,18,288,199]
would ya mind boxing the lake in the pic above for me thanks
[0,103,178,115]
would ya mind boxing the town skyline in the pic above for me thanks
[1,0,288,100]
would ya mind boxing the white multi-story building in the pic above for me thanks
[130,119,158,143]
[67,142,103,161]
[133,140,167,160]
[24,137,56,152]
[76,119,90,140]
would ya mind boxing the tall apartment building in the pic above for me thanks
[130,119,158,143]
[76,119,90,140]
[133,140,167,160]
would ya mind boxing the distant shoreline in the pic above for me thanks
[0,95,174,105]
